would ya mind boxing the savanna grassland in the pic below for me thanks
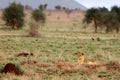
[0,10,120,80]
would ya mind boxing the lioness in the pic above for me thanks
[78,53,97,65]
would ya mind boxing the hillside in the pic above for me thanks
[0,0,87,10]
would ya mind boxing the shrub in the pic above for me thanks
[32,9,46,23]
[2,2,24,30]
[29,9,46,37]
[39,4,48,11]
[55,5,62,10]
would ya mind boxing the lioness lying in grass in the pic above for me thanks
[78,52,97,65]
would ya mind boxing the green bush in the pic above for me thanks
[55,5,62,10]
[32,9,46,23]
[2,2,24,30]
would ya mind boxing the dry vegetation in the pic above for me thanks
[0,10,119,80]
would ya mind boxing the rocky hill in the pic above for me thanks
[0,0,87,10]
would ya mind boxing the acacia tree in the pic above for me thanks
[100,12,118,33]
[25,5,32,10]
[111,6,120,33]
[55,5,62,10]
[84,7,120,33]
[99,6,120,33]
[2,2,24,30]
[83,8,100,33]
[98,7,108,12]
[39,4,48,11]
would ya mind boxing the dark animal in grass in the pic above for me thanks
[91,38,94,41]
[1,63,21,75]
[97,37,100,41]
[17,52,33,57]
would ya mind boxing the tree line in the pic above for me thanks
[84,6,120,33]
[2,2,46,37]
[1,2,71,30]
[1,2,120,35]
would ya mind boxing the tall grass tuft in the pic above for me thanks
[28,20,40,37]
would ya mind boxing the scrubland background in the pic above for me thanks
[0,10,119,80]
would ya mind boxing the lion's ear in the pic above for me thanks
[82,53,84,55]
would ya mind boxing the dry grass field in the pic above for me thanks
[0,10,119,80]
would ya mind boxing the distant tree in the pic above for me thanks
[39,5,44,11]
[44,4,48,9]
[55,5,62,10]
[39,4,48,11]
[98,7,108,12]
[25,5,32,10]
[111,6,120,33]
[99,6,120,33]
[62,7,66,10]
[96,7,119,33]
[111,6,120,13]
[32,9,46,23]
[83,8,100,33]
[96,7,109,31]
[84,7,120,33]
[75,8,80,10]
[100,12,118,33]
[2,2,24,30]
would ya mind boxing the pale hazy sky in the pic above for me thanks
[75,0,120,9]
